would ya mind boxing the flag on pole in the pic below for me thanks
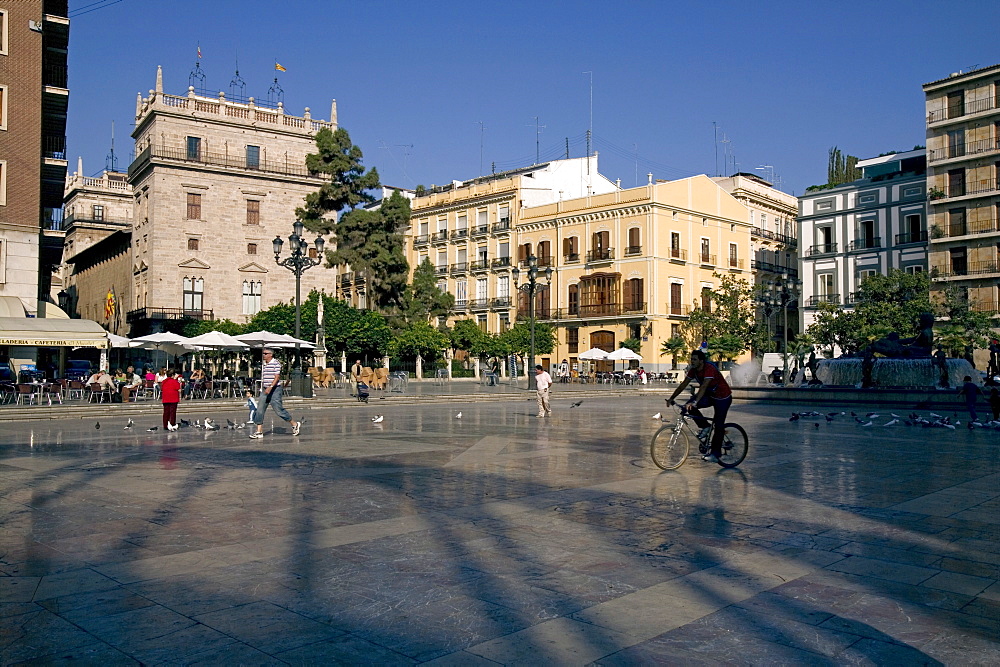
[275,62,286,72]
[197,45,202,59]
[104,288,116,320]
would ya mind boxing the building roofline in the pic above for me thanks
[923,64,1000,89]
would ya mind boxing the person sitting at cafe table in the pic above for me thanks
[155,367,168,384]
[113,368,128,384]
[186,368,206,398]
[86,369,115,391]
[121,365,143,402]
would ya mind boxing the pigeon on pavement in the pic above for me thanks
[883,418,899,426]
[372,415,384,423]
[123,418,133,430]
[146,426,158,432]
[455,412,462,419]
[789,413,800,422]
[860,420,873,427]
[570,401,583,408]
[652,412,661,420]
[166,422,178,432]
[95,421,101,430]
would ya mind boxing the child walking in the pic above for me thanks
[244,390,258,424]
[161,369,181,429]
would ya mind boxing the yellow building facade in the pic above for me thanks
[518,176,752,372]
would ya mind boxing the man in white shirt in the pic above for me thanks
[534,364,553,417]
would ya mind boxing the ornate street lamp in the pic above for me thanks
[273,219,325,397]
[511,254,553,389]
[754,280,777,355]
[776,276,801,383]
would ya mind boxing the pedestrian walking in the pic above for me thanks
[250,348,301,439]
[989,387,1000,421]
[161,369,181,429]
[535,364,553,417]
[959,375,983,425]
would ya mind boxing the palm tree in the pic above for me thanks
[660,336,687,370]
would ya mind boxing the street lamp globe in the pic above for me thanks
[272,235,284,257]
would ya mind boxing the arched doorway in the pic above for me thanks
[590,330,615,373]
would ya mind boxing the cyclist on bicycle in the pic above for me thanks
[666,349,732,463]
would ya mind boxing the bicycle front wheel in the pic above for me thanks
[651,423,691,470]
[717,423,748,468]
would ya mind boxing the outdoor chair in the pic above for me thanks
[43,383,63,405]
[0,382,15,404]
[15,384,37,406]
[360,367,374,386]
[89,382,112,403]
[372,368,389,390]
[66,380,86,400]
[321,368,337,388]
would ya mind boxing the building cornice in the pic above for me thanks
[412,190,516,217]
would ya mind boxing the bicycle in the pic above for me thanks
[650,403,748,470]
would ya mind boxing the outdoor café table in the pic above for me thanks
[213,378,232,399]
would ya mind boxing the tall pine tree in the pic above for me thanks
[296,127,381,235]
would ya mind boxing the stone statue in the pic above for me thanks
[871,312,935,359]
[933,344,949,389]
[989,339,1000,377]
[806,350,818,380]
[861,347,876,389]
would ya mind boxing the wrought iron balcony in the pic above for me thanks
[435,265,449,275]
[669,248,687,262]
[126,306,214,323]
[728,258,744,269]
[895,230,928,244]
[450,262,468,274]
[944,179,1000,199]
[491,257,511,268]
[929,137,1000,162]
[624,245,642,256]
[751,227,797,246]
[668,304,691,317]
[564,252,581,263]
[451,228,468,240]
[586,248,614,263]
[468,298,490,309]
[931,261,1000,278]
[928,97,997,124]
[431,231,448,243]
[942,219,999,238]
[699,253,717,266]
[413,234,429,246]
[492,219,511,233]
[805,294,840,307]
[807,243,838,256]
[490,296,512,308]
[848,237,881,251]
[470,224,489,236]
[469,259,489,271]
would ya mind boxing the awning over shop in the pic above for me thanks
[0,317,109,348]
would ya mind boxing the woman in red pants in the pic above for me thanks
[161,369,181,429]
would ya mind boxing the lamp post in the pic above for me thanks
[511,254,552,389]
[775,277,800,383]
[754,280,777,355]
[273,220,325,397]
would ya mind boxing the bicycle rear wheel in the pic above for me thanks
[651,424,690,470]
[717,423,748,467]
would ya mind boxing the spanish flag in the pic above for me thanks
[275,62,286,72]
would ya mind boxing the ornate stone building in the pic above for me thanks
[125,67,338,334]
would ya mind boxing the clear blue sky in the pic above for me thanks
[67,0,999,196]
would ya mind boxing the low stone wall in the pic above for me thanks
[732,386,973,409]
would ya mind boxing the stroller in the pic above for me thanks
[356,381,370,403]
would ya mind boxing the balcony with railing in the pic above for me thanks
[564,252,581,264]
[750,227,797,247]
[668,248,687,263]
[470,259,489,271]
[43,63,68,89]
[945,179,1000,199]
[136,90,335,134]
[413,235,429,247]
[435,265,449,275]
[43,136,67,160]
[468,298,490,310]
[470,224,490,237]
[624,245,642,256]
[805,294,840,308]
[450,228,468,241]
[62,212,131,230]
[896,230,928,244]
[490,256,511,268]
[450,262,467,274]
[431,230,448,243]
[126,307,214,323]
[848,236,882,251]
[492,218,511,233]
[699,253,717,266]
[938,218,999,239]
[339,272,353,286]
[452,301,468,312]
[929,137,1000,163]
[490,296,512,308]
[728,257,744,269]
[668,303,691,317]
[586,248,614,263]
[970,300,999,314]
[931,261,1000,279]
[807,242,838,256]
[927,96,997,124]
[621,301,647,315]
[128,143,319,180]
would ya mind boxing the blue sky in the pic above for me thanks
[67,0,999,196]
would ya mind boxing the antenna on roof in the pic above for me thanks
[229,50,246,101]
[477,121,486,177]
[528,116,545,165]
[105,121,117,172]
[188,43,206,91]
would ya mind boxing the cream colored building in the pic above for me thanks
[404,157,617,333]
[923,64,1000,317]
[125,67,337,334]
[519,176,753,372]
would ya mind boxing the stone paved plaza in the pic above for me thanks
[0,392,998,664]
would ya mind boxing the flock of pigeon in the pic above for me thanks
[788,409,997,430]
[107,417,253,433]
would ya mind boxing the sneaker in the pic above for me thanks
[536,414,546,418]
[292,422,301,436]
[697,427,711,441]
[249,432,264,439]
[702,454,720,463]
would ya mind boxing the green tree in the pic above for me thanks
[402,257,454,323]
[827,146,861,186]
[449,320,490,356]
[660,336,687,369]
[619,338,641,354]
[707,333,744,362]
[181,319,245,337]
[681,273,757,357]
[500,321,555,359]
[933,284,995,353]
[390,321,449,362]
[326,191,411,313]
[296,127,380,235]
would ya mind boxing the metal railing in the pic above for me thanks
[932,261,1000,278]
[944,219,1000,237]
[622,301,647,314]
[848,237,881,251]
[895,230,928,244]
[586,248,614,262]
[668,304,691,316]
[126,307,214,323]
[970,300,999,314]
[492,219,511,232]
[807,243,838,256]
[470,224,489,236]
[699,253,717,266]
[413,234,429,246]
[451,228,468,240]
[490,257,511,268]
[450,262,467,273]
[431,231,448,242]
[564,252,581,263]
[728,258,744,269]
[929,137,1000,162]
[490,296,512,308]
[669,248,687,261]
[128,145,316,179]
[928,96,997,123]
[435,265,449,275]
[44,64,68,89]
[805,294,840,307]
[470,259,489,271]
[946,179,1000,199]
[43,136,67,160]
[468,298,490,309]
[750,227,797,246]
[624,245,642,256]
[340,272,353,285]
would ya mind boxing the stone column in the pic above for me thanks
[341,352,347,374]
[416,355,423,380]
